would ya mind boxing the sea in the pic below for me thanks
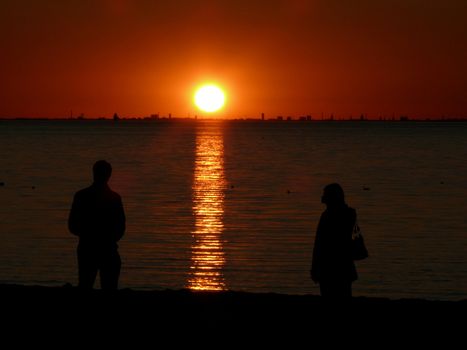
[0,119,466,301]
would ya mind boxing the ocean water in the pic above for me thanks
[0,119,466,301]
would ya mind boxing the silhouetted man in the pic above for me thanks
[68,160,126,290]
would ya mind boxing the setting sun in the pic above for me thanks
[194,84,225,113]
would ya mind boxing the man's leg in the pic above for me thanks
[100,250,121,290]
[77,247,98,289]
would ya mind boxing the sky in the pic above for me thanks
[1,0,466,119]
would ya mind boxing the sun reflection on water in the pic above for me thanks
[187,123,227,291]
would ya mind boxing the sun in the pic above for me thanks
[194,84,225,113]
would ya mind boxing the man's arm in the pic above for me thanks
[68,193,82,236]
[113,196,126,242]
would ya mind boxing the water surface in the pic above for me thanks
[0,120,466,300]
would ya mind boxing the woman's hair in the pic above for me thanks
[321,183,345,206]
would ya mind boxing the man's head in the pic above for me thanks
[93,160,112,185]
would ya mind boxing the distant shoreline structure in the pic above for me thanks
[2,116,467,122]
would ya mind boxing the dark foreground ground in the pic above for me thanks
[1,284,465,345]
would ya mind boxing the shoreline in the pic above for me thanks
[2,283,465,318]
[2,283,465,304]
[1,283,465,342]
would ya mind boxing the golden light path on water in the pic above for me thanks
[187,123,227,291]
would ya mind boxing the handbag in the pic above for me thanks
[352,222,368,260]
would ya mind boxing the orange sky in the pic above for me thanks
[1,0,466,119]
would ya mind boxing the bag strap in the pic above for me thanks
[352,220,361,238]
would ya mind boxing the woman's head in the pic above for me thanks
[321,183,345,207]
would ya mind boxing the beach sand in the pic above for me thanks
[1,284,465,344]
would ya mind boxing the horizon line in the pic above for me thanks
[2,116,467,122]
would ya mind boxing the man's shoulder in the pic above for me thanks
[108,189,122,201]
[73,185,122,203]
[101,185,122,203]
[74,186,93,198]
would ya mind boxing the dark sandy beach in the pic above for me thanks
[1,283,465,344]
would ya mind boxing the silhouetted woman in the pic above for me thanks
[311,183,357,299]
